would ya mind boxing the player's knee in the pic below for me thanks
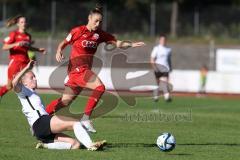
[95,84,105,93]
[71,140,80,149]
[61,98,72,106]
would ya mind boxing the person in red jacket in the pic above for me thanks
[46,5,145,132]
[0,15,46,99]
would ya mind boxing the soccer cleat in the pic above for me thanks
[153,98,159,102]
[81,120,96,133]
[35,142,44,149]
[88,140,107,151]
[165,97,172,103]
[153,96,159,102]
[87,145,98,151]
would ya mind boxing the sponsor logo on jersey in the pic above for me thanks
[82,40,97,48]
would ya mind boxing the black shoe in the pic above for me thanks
[153,98,159,103]
[165,98,172,103]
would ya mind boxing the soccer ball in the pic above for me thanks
[156,132,176,152]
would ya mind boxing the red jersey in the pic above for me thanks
[64,25,116,72]
[4,30,31,62]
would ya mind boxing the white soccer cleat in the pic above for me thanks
[88,140,107,151]
[81,120,97,133]
[35,142,44,149]
[153,97,159,102]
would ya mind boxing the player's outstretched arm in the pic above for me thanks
[150,57,158,72]
[115,40,145,49]
[29,46,47,54]
[131,41,145,47]
[56,40,68,62]
[12,60,34,93]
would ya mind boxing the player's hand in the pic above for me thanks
[26,60,35,70]
[56,51,65,62]
[39,48,47,55]
[132,42,145,47]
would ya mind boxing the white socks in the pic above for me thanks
[164,93,170,100]
[73,122,93,149]
[81,114,89,121]
[160,81,169,94]
[153,87,159,100]
[43,142,72,149]
[158,81,171,100]
[44,122,94,150]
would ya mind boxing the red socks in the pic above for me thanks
[46,98,64,114]
[84,85,105,116]
[46,85,105,116]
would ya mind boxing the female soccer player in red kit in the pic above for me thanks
[0,15,46,99]
[46,6,145,132]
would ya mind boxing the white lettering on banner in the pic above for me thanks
[216,49,240,72]
[82,40,97,48]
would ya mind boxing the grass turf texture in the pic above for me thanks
[0,92,240,160]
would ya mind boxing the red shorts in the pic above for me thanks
[64,67,95,94]
[8,59,29,80]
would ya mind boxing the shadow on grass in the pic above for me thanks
[108,143,157,148]
[108,142,240,149]
[108,143,192,156]
[101,115,124,119]
[167,153,192,156]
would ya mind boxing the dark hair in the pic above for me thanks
[159,34,167,38]
[6,15,25,28]
[202,65,208,70]
[89,4,103,16]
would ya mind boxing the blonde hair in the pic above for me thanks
[21,71,34,83]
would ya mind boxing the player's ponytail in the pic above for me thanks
[89,4,103,16]
[6,15,24,28]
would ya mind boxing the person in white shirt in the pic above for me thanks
[150,35,172,102]
[12,60,106,150]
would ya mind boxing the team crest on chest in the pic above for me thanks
[92,33,99,40]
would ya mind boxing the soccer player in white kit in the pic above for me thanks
[150,35,172,102]
[12,60,106,150]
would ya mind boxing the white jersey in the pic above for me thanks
[16,84,48,127]
[151,44,171,72]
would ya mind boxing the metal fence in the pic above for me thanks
[0,2,240,69]
[0,2,239,36]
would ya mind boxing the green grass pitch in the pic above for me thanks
[0,92,240,160]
